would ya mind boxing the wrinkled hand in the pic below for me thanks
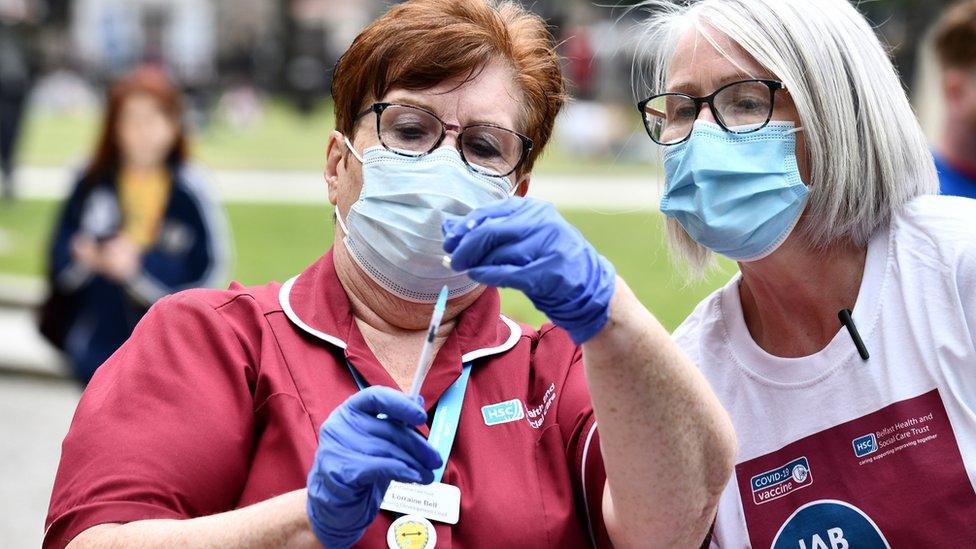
[443,197,616,344]
[306,386,442,549]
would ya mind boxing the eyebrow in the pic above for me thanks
[666,71,773,96]
[383,94,440,115]
[382,94,516,130]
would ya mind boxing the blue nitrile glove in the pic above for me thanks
[307,386,443,549]
[443,197,616,344]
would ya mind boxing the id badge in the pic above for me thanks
[381,481,461,524]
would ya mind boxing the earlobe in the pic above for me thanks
[515,175,531,197]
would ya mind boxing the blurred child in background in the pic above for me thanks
[40,67,231,383]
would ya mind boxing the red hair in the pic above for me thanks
[331,0,565,173]
[83,67,188,183]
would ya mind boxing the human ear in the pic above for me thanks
[325,130,348,206]
[514,173,531,197]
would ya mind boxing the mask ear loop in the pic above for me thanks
[786,126,804,135]
[333,135,361,238]
[335,206,350,236]
[343,136,364,163]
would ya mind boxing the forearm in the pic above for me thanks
[583,277,736,548]
[67,489,319,549]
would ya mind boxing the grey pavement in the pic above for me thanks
[15,165,662,209]
[0,273,73,546]
[0,375,81,548]
[0,274,65,380]
[0,307,66,379]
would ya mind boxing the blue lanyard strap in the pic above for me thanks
[346,361,473,484]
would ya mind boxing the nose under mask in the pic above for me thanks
[337,142,514,303]
[660,120,809,262]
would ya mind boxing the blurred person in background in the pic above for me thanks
[932,0,976,199]
[637,0,976,545]
[0,0,42,200]
[39,67,230,384]
[44,1,735,548]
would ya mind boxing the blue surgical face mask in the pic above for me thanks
[336,139,513,303]
[661,120,809,262]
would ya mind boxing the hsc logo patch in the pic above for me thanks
[481,398,525,426]
[750,457,813,506]
[852,433,878,458]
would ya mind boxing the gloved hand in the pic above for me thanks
[443,197,616,344]
[307,386,442,549]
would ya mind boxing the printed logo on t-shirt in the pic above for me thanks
[734,389,976,547]
[771,500,889,549]
[851,434,878,458]
[750,457,813,505]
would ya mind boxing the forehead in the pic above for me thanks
[120,93,164,115]
[666,25,775,94]
[380,59,523,129]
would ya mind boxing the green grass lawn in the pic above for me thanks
[18,101,656,176]
[0,199,734,331]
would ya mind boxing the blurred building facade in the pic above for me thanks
[17,1,955,106]
[7,0,966,166]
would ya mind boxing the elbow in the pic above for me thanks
[704,407,738,504]
[613,415,738,549]
[676,409,737,549]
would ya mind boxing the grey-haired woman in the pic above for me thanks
[637,0,976,546]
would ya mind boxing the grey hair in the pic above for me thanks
[633,0,939,273]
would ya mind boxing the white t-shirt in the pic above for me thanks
[673,196,976,548]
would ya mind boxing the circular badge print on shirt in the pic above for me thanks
[791,463,809,484]
[771,500,890,549]
[388,514,437,549]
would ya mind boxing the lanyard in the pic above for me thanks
[346,361,472,484]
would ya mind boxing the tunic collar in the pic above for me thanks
[279,249,521,409]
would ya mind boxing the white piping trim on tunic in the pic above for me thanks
[581,420,599,548]
[279,275,348,349]
[461,315,521,362]
[278,274,521,361]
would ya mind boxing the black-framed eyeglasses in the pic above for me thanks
[354,102,534,178]
[637,79,786,146]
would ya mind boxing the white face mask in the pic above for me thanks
[336,139,514,303]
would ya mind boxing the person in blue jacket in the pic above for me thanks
[43,67,231,383]
[932,0,976,199]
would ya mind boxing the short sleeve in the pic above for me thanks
[542,326,613,548]
[43,292,256,549]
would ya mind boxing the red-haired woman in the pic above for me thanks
[46,2,733,548]
[42,67,230,383]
